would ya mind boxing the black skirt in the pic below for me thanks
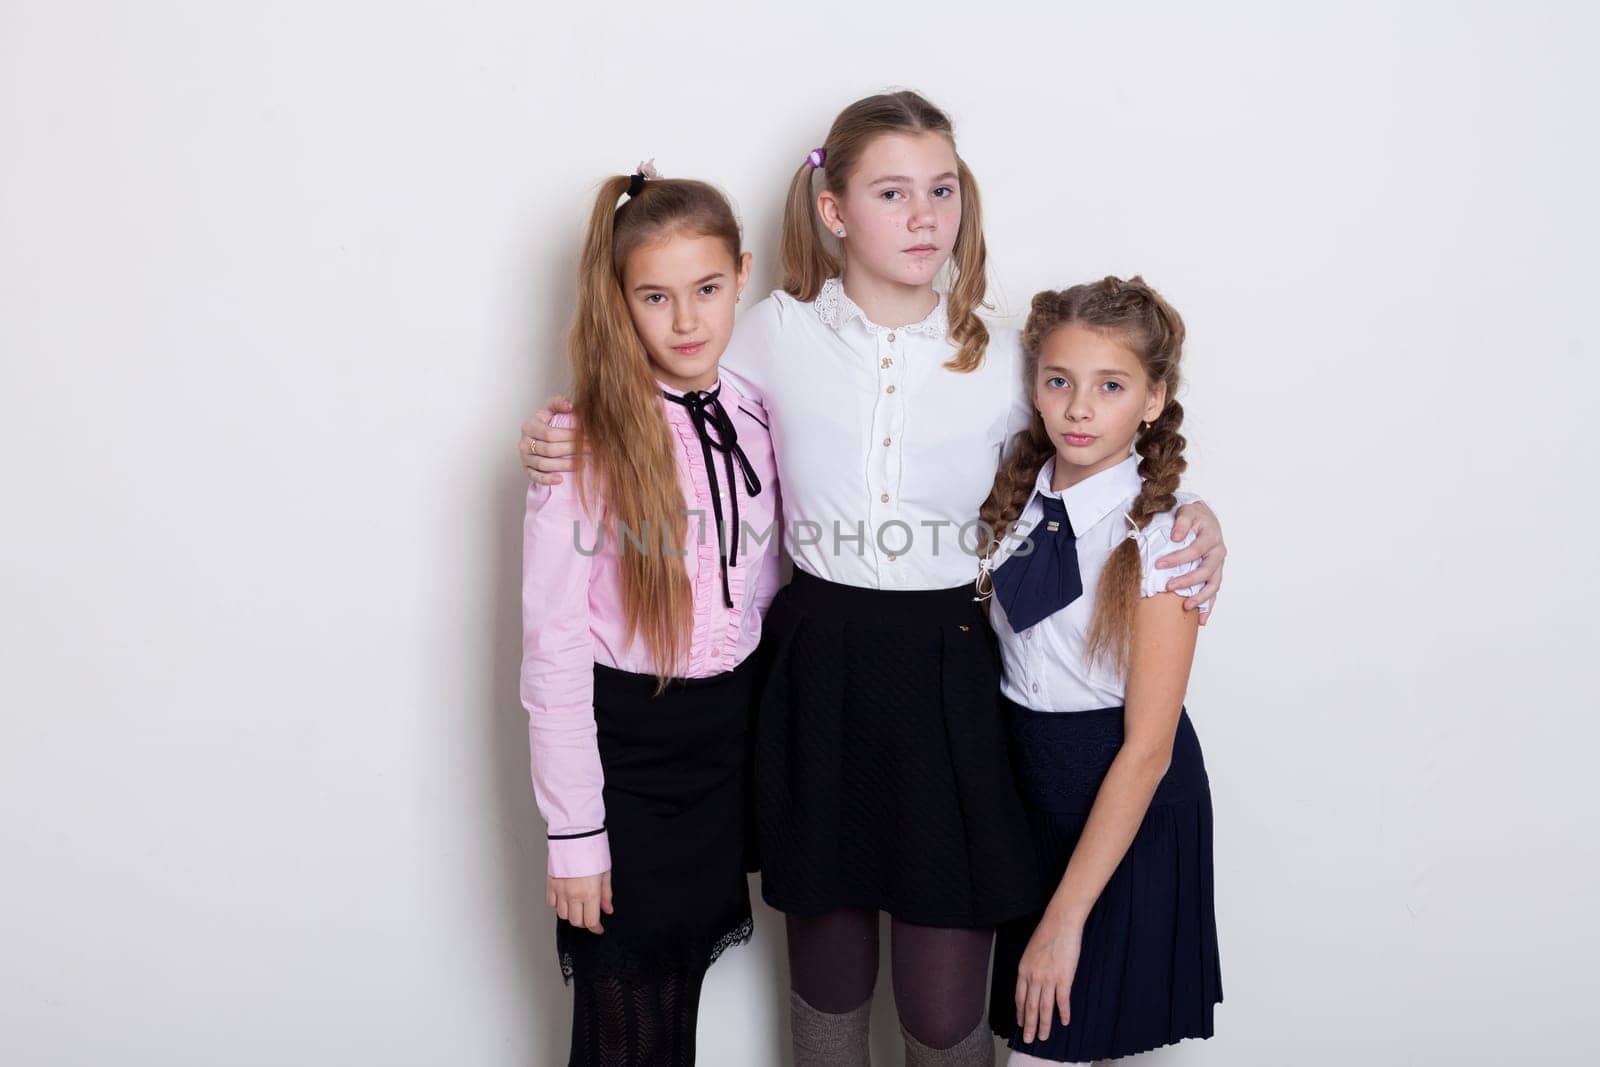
[556,656,759,985]
[752,569,1042,928]
[989,701,1223,1062]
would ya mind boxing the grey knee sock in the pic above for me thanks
[790,990,872,1067]
[901,1015,995,1066]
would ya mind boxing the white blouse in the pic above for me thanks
[722,277,1033,591]
[986,454,1205,712]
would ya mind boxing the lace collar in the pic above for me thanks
[813,276,949,339]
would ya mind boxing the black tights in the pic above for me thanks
[569,968,707,1067]
[786,907,994,1050]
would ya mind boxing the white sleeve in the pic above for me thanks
[993,328,1035,459]
[720,290,789,404]
[1136,516,1205,599]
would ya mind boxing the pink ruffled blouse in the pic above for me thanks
[519,376,782,877]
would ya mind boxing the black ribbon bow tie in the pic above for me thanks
[660,384,762,609]
[990,495,1084,632]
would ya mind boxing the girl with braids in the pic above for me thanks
[520,91,1229,1065]
[520,163,780,1066]
[977,278,1221,1065]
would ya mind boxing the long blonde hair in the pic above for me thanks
[977,277,1189,674]
[569,175,743,682]
[780,90,991,372]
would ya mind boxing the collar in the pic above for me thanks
[1031,453,1143,535]
[814,276,948,338]
[657,376,722,420]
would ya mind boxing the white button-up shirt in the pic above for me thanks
[722,277,1033,591]
[987,454,1205,712]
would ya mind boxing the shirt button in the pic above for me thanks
[886,385,895,394]
[880,492,890,503]
[887,331,897,342]
[883,437,892,447]
[881,357,893,368]
[711,645,722,657]
[1031,682,1040,694]
[1023,630,1033,642]
[887,554,897,562]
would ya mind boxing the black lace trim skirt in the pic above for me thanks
[989,701,1223,1062]
[752,569,1043,928]
[556,657,760,985]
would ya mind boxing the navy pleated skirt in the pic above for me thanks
[988,700,1222,1062]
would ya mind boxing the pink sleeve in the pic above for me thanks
[754,449,785,621]
[521,461,611,879]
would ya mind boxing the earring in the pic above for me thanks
[835,228,846,237]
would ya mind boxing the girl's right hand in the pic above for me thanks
[1015,912,1083,1043]
[519,396,578,485]
[546,870,614,934]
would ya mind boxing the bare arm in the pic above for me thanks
[1014,590,1200,1043]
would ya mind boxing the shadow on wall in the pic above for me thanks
[483,229,584,1065]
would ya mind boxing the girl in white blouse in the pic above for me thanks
[520,92,1229,1066]
[977,278,1221,1065]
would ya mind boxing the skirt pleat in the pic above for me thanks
[989,702,1222,1062]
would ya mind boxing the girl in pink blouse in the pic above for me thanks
[521,164,781,1066]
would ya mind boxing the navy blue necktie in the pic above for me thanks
[991,496,1083,631]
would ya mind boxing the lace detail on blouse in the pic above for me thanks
[813,276,949,338]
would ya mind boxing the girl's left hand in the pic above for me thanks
[1015,915,1083,1044]
[1162,500,1227,624]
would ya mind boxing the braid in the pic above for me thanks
[1131,400,1187,525]
[977,275,1190,672]
[1083,278,1189,674]
[977,288,1081,557]
[1084,399,1188,672]
[978,417,1054,556]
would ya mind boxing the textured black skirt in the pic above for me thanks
[989,701,1223,1062]
[556,657,759,985]
[752,569,1042,928]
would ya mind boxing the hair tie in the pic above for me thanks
[1123,511,1144,545]
[626,158,661,198]
[806,147,826,169]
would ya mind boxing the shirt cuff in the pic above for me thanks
[547,831,611,879]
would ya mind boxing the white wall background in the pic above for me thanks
[2,1,1596,1064]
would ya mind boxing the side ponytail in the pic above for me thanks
[779,91,992,371]
[779,161,839,301]
[942,156,990,372]
[568,173,745,685]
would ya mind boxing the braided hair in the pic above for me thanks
[976,275,1188,673]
